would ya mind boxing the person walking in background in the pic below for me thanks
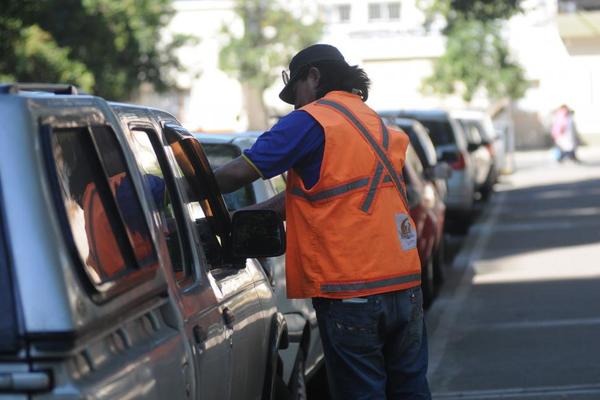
[214,44,431,399]
[551,104,579,163]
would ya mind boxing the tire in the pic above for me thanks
[288,349,307,400]
[421,256,434,309]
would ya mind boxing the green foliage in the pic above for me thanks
[423,19,527,101]
[219,0,323,92]
[420,0,522,29]
[419,0,528,101]
[0,0,190,100]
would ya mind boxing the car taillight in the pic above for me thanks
[450,152,466,170]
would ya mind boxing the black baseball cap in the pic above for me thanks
[279,44,349,105]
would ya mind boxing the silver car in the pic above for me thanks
[379,109,476,220]
[453,110,502,200]
[196,132,325,399]
[0,83,289,400]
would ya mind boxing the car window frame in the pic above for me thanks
[127,123,196,288]
[162,124,240,269]
[41,122,161,303]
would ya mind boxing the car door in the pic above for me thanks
[161,124,273,400]
[123,121,232,400]
[37,113,191,399]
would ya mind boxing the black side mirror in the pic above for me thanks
[467,142,481,152]
[231,210,286,258]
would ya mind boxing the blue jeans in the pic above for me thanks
[313,287,431,400]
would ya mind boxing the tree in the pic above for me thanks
[219,0,322,130]
[419,0,528,102]
[0,0,190,100]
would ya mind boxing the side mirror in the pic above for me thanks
[231,210,286,258]
[467,142,481,152]
[432,162,452,180]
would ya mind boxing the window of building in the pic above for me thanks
[388,2,401,19]
[50,126,157,290]
[337,4,351,23]
[369,3,382,20]
[369,2,401,21]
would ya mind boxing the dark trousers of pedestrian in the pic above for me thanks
[312,287,431,400]
[559,149,579,162]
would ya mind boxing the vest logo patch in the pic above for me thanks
[395,213,417,250]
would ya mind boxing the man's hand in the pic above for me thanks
[240,192,286,221]
[214,156,260,194]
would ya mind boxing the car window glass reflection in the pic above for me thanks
[128,129,189,282]
[51,126,157,288]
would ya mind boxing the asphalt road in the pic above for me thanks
[426,146,600,400]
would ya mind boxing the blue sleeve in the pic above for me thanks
[243,110,324,180]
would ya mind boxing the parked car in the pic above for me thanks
[195,132,324,399]
[384,117,450,202]
[453,110,503,199]
[403,143,447,307]
[379,109,476,224]
[0,83,290,400]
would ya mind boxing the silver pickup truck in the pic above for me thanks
[0,84,290,400]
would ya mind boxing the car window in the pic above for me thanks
[202,143,255,211]
[417,119,455,146]
[413,123,438,167]
[269,175,286,195]
[406,144,424,176]
[127,128,191,284]
[165,130,229,267]
[50,126,158,289]
[472,120,491,142]
[459,121,483,144]
[0,185,18,353]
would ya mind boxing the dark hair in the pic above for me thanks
[296,60,371,101]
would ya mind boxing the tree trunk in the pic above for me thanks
[242,83,269,131]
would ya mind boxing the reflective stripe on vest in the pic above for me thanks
[316,99,409,210]
[359,120,389,213]
[320,273,422,294]
[290,177,370,202]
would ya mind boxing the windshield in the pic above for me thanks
[202,143,256,211]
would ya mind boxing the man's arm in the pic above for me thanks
[214,156,260,194]
[242,191,286,220]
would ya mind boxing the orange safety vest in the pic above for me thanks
[285,91,421,299]
[82,173,154,281]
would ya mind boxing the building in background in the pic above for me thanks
[136,0,600,147]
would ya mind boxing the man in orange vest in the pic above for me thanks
[215,44,430,399]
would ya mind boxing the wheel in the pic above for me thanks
[421,256,434,309]
[288,349,307,400]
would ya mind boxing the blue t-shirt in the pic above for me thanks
[243,110,324,189]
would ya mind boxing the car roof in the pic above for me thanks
[385,117,423,128]
[450,109,488,120]
[194,131,262,150]
[378,109,450,121]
